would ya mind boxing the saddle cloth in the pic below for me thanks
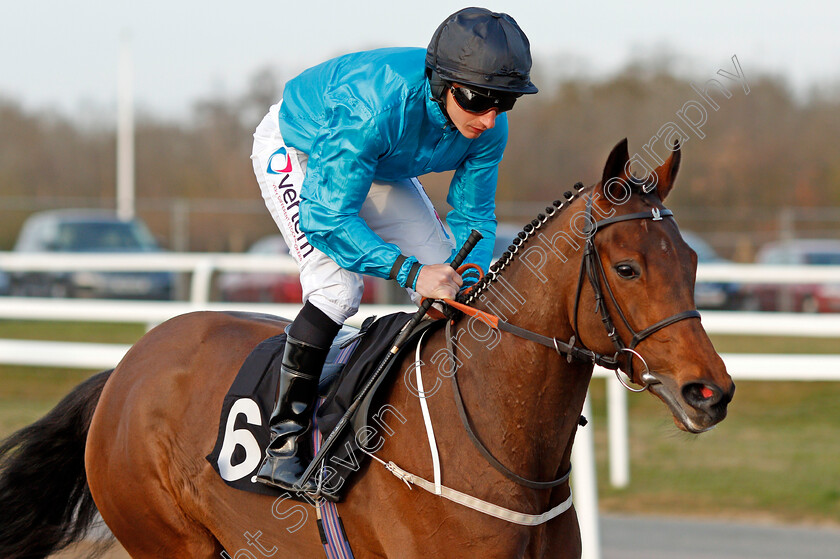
[206,311,442,501]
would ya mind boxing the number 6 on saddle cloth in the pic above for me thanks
[207,231,483,501]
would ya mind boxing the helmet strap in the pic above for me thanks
[427,69,455,128]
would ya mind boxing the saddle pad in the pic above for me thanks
[206,312,441,500]
[206,322,362,496]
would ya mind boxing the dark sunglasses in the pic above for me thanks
[450,85,518,114]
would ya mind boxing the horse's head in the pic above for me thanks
[570,139,735,433]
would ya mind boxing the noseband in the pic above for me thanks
[448,190,701,387]
[440,188,701,491]
[571,193,701,389]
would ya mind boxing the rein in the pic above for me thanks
[435,191,701,491]
[445,320,572,490]
[442,298,620,369]
[372,187,703,525]
[365,329,574,527]
[445,194,701,387]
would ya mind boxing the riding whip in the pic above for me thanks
[296,229,483,490]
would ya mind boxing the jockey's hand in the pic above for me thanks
[415,263,463,300]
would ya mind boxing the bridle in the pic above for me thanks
[447,189,701,386]
[571,192,701,390]
[440,186,701,489]
[359,187,705,525]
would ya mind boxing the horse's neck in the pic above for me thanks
[472,259,575,338]
[450,243,592,483]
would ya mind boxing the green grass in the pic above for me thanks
[587,333,840,525]
[1,322,838,525]
[0,366,100,434]
[589,378,840,525]
[0,320,146,434]
[0,320,146,343]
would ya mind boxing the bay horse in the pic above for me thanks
[0,139,734,559]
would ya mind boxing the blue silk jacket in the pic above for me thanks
[278,47,504,287]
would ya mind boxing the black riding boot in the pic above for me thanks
[255,334,329,491]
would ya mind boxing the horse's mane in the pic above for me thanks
[460,175,654,306]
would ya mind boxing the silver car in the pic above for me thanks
[9,209,173,300]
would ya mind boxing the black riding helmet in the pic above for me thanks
[426,7,538,104]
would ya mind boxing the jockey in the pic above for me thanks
[252,7,537,491]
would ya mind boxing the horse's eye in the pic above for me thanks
[615,263,639,279]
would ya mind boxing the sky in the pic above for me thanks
[1,1,838,121]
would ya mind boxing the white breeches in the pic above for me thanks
[252,102,454,325]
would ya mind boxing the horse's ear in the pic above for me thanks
[653,141,681,201]
[601,138,630,187]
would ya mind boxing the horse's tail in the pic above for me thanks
[0,369,113,559]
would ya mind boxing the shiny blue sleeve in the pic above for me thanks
[446,116,507,276]
[298,99,419,284]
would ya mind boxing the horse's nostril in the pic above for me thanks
[682,382,721,409]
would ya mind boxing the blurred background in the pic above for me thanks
[1,1,839,558]
[1,1,839,261]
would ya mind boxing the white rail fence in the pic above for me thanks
[2,253,839,559]
[2,252,840,304]
[0,252,302,304]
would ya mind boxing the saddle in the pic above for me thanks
[206,311,443,501]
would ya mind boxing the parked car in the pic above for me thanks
[0,270,9,295]
[680,231,746,310]
[744,239,840,313]
[9,209,174,300]
[218,235,379,304]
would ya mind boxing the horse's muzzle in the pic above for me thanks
[648,374,735,433]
